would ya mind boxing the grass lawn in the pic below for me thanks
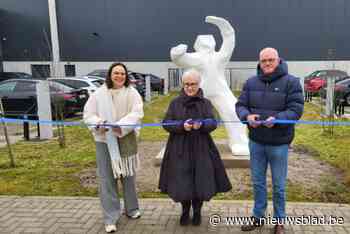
[292,102,350,201]
[294,102,350,180]
[0,92,349,202]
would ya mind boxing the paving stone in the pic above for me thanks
[45,222,61,233]
[87,223,104,234]
[0,212,14,222]
[21,227,45,233]
[0,197,349,234]
[84,216,99,229]
[39,217,58,228]
[1,216,19,228]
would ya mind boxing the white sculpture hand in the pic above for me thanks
[205,16,234,35]
[205,16,221,24]
[205,16,228,26]
[170,44,188,57]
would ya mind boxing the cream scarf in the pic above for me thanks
[95,85,140,178]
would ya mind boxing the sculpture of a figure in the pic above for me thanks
[170,16,249,155]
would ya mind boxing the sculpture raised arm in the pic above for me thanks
[205,16,235,62]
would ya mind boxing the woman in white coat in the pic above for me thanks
[83,62,144,233]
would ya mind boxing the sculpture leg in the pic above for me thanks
[209,93,249,156]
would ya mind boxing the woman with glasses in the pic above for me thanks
[159,69,232,226]
[84,62,143,233]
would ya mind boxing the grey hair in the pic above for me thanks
[181,68,202,83]
[259,47,279,59]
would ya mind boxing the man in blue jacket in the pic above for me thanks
[236,47,304,234]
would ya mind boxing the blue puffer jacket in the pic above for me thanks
[235,59,304,145]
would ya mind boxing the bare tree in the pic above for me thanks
[0,98,15,167]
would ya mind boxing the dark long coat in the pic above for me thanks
[158,89,232,202]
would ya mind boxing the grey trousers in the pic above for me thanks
[95,142,139,225]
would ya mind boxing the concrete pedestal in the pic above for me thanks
[154,142,250,168]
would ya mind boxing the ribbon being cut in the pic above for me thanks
[1,117,350,128]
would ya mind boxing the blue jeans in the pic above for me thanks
[249,140,289,219]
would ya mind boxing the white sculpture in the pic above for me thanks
[170,16,249,155]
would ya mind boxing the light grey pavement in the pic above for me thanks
[0,196,349,234]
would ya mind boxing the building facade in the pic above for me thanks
[1,0,350,83]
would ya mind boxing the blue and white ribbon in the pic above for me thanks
[1,117,350,127]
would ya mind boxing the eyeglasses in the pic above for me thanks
[260,58,277,64]
[113,72,126,76]
[183,82,199,88]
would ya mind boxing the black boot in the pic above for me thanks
[191,199,203,226]
[180,201,191,226]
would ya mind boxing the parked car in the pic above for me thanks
[83,75,105,81]
[48,77,103,94]
[128,72,146,98]
[304,70,348,93]
[0,79,89,118]
[0,72,32,82]
[86,69,108,78]
[148,74,164,92]
[82,70,108,81]
[129,72,164,93]
[334,78,350,106]
[84,69,146,98]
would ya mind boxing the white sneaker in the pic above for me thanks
[128,210,141,219]
[105,224,117,233]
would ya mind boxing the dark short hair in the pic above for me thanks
[106,62,130,89]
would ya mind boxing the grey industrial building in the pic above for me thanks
[1,0,350,83]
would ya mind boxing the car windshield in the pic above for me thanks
[88,70,108,78]
[130,73,144,80]
[48,81,74,92]
[305,71,319,79]
[337,78,350,86]
[92,80,103,87]
[150,76,160,82]
[52,79,89,88]
[18,73,32,78]
[0,81,17,92]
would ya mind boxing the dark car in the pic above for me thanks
[85,69,146,98]
[334,78,350,106]
[146,74,164,93]
[86,69,108,78]
[0,79,89,118]
[48,77,103,94]
[128,72,146,98]
[129,72,164,93]
[0,72,32,82]
[83,75,105,81]
[304,70,348,93]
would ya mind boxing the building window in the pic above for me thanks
[65,64,76,77]
[168,68,185,90]
[31,65,51,79]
